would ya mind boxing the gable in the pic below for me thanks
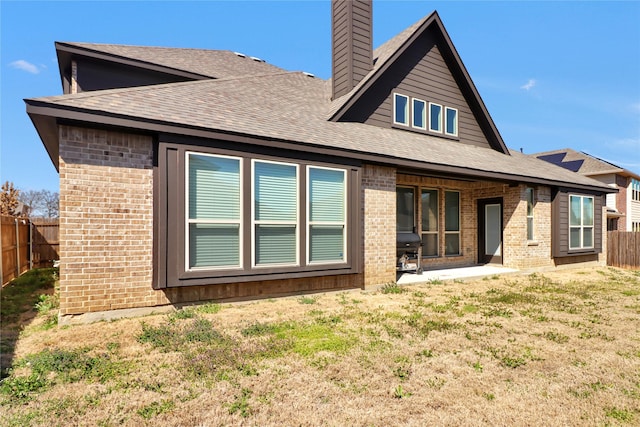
[338,28,491,149]
[330,12,508,154]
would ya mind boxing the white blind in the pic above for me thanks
[254,162,297,221]
[309,168,344,222]
[189,154,240,220]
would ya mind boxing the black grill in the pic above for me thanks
[396,232,423,274]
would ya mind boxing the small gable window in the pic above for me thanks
[429,103,443,133]
[412,98,426,130]
[394,93,409,126]
[445,107,458,136]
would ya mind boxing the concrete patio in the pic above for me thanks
[397,264,519,285]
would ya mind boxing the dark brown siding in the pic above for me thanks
[77,58,191,92]
[552,188,603,258]
[340,30,491,148]
[154,136,362,289]
[332,0,373,99]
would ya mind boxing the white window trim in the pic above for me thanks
[306,165,348,265]
[393,93,410,126]
[429,102,443,133]
[185,152,243,272]
[444,190,461,256]
[569,194,595,250]
[412,98,427,130]
[251,159,300,268]
[445,106,459,137]
[526,187,535,241]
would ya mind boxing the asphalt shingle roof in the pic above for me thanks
[534,148,626,176]
[28,71,610,191]
[58,42,285,79]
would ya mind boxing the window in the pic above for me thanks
[253,160,299,267]
[412,98,426,130]
[187,153,242,270]
[396,187,415,232]
[429,102,443,133]
[526,187,535,240]
[394,94,409,126]
[445,191,460,255]
[632,178,640,202]
[445,107,458,136]
[308,166,346,264]
[633,222,640,232]
[569,195,594,250]
[421,189,438,256]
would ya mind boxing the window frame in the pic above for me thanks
[185,151,243,272]
[525,187,535,241]
[444,106,458,137]
[444,190,461,256]
[569,194,595,250]
[412,98,427,130]
[306,165,348,266]
[429,102,443,133]
[420,188,439,257]
[393,93,410,126]
[251,159,300,268]
[155,140,361,289]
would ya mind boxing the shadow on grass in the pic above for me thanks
[0,268,57,379]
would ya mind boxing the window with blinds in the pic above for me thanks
[253,160,299,266]
[181,149,355,280]
[308,166,346,264]
[186,153,241,269]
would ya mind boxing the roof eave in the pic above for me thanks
[25,100,614,194]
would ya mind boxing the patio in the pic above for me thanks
[397,264,519,285]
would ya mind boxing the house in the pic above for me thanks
[535,148,640,232]
[26,0,614,319]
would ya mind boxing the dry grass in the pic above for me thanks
[1,267,639,426]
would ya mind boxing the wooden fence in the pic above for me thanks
[607,231,640,270]
[1,216,59,286]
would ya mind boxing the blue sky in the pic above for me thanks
[1,0,639,192]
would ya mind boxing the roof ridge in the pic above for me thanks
[58,41,231,54]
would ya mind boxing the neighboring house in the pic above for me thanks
[535,148,640,232]
[26,0,614,318]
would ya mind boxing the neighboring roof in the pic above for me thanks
[328,11,509,154]
[534,148,640,180]
[56,42,285,81]
[26,71,612,193]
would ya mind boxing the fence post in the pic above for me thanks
[29,220,33,270]
[14,218,20,278]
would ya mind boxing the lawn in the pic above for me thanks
[1,267,639,426]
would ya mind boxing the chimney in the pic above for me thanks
[331,0,373,100]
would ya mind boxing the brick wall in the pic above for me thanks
[396,175,554,270]
[59,126,156,315]
[59,125,363,316]
[362,165,396,287]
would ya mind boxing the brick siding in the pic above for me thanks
[362,165,397,287]
[59,126,156,315]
